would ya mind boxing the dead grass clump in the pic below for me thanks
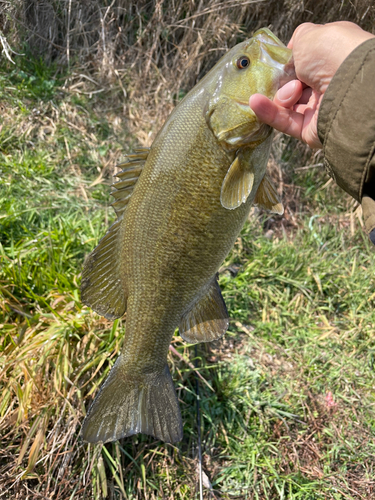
[2,0,374,135]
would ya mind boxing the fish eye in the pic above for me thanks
[236,56,250,69]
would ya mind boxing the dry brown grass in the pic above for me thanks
[3,0,375,137]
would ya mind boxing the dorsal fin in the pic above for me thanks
[81,219,126,319]
[81,148,150,319]
[111,148,150,218]
[254,173,284,215]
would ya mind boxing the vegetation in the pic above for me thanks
[1,1,375,499]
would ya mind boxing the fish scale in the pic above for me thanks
[80,28,295,444]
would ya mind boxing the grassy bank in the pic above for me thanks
[1,51,375,500]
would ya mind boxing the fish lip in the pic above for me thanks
[235,100,257,117]
[217,120,270,147]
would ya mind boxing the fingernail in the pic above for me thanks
[277,80,297,102]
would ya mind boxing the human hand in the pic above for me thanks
[249,22,375,149]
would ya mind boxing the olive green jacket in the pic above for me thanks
[318,37,375,244]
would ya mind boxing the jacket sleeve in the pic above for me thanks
[317,37,375,244]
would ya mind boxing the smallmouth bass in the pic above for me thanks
[81,28,294,444]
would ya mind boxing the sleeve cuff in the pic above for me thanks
[318,38,375,202]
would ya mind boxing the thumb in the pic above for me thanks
[273,80,303,108]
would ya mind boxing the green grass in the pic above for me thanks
[1,56,375,500]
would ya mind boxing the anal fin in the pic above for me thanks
[179,276,229,344]
[254,173,284,214]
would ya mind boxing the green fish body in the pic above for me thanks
[81,28,294,444]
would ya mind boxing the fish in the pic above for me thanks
[80,28,294,444]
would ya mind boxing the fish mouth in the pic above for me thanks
[238,99,265,117]
[217,120,270,147]
[235,100,254,109]
[215,100,269,147]
[234,100,258,120]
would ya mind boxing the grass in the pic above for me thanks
[1,54,375,500]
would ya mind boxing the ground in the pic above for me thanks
[0,54,375,500]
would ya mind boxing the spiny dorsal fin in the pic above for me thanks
[254,173,284,215]
[111,147,150,218]
[81,219,127,320]
[220,154,255,210]
[179,276,229,344]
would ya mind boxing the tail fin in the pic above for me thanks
[81,357,183,444]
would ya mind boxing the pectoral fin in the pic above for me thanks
[179,276,229,344]
[220,154,255,210]
[254,173,284,214]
